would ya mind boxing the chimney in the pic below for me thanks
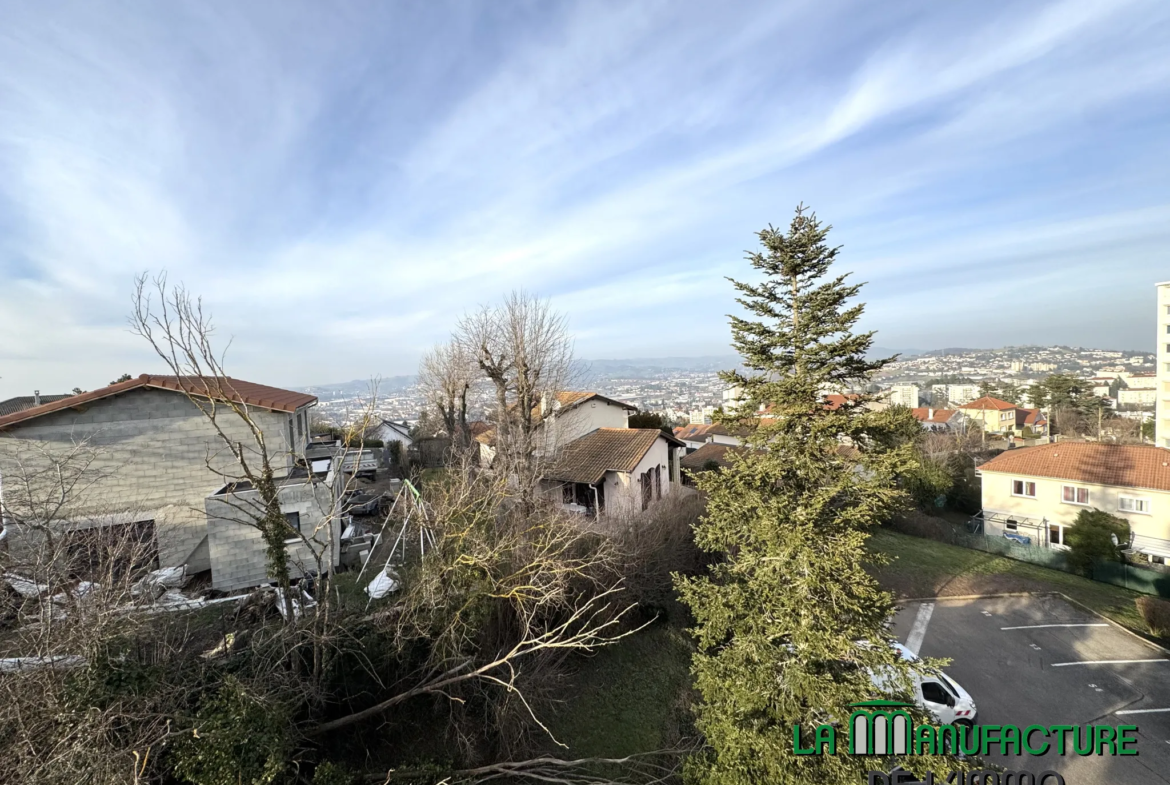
[927,408,934,420]
[34,390,41,406]
[540,391,552,418]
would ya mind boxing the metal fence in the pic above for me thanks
[1091,561,1170,598]
[948,529,1070,571]
[902,519,1170,599]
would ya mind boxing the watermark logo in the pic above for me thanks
[849,700,913,755]
[793,702,1139,758]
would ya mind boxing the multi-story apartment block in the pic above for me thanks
[889,383,920,408]
[1157,281,1170,447]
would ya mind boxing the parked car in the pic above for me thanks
[879,643,978,727]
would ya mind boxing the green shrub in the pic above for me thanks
[170,677,292,785]
[904,457,953,511]
[944,453,982,514]
[312,761,356,785]
[1065,509,1130,576]
[1136,596,1170,637]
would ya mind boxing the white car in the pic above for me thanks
[891,642,978,727]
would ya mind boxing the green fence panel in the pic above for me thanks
[1093,561,1170,598]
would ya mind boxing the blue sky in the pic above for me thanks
[2,0,1169,397]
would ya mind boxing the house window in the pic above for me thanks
[654,465,662,500]
[1012,480,1036,498]
[1049,524,1065,547]
[1119,496,1151,514]
[1062,485,1089,505]
[288,417,295,448]
[284,512,301,534]
[640,472,652,511]
[1005,521,1019,532]
[1151,554,1167,566]
[297,411,304,439]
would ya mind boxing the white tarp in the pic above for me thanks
[365,569,400,599]
[3,572,47,599]
[0,655,86,673]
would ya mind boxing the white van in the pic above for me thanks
[891,642,978,728]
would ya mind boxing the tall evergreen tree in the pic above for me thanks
[676,206,972,784]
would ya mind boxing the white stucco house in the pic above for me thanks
[975,443,1170,561]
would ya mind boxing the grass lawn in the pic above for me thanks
[545,617,694,758]
[868,528,1149,636]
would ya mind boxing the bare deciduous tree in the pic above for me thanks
[454,291,577,503]
[417,340,477,453]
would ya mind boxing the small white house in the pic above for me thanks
[541,428,686,517]
[375,420,413,451]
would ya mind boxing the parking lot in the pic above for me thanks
[892,595,1170,784]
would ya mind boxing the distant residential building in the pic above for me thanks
[1014,408,1049,437]
[932,384,980,407]
[1119,388,1157,407]
[689,406,717,425]
[1126,373,1157,391]
[910,408,964,432]
[958,396,1019,434]
[673,423,744,452]
[1131,356,1147,366]
[1029,362,1056,372]
[375,420,413,451]
[1009,361,1025,373]
[721,386,745,413]
[889,383,920,408]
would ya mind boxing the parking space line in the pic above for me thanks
[1001,623,1108,630]
[1052,659,1170,667]
[905,602,934,656]
[1117,708,1170,715]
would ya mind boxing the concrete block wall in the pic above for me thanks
[0,387,303,571]
[205,479,338,591]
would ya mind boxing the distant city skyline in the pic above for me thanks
[3,0,1170,399]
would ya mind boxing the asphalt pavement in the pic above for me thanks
[892,595,1170,784]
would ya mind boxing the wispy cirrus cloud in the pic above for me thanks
[0,0,1168,397]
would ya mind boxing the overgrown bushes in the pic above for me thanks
[1065,509,1130,576]
[1136,596,1170,637]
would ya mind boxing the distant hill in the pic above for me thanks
[581,355,741,375]
[297,375,415,396]
[869,346,926,359]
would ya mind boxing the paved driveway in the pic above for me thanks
[892,595,1170,784]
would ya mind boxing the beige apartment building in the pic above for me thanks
[977,443,1170,561]
[959,396,1019,433]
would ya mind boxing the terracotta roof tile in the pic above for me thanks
[0,395,71,417]
[911,407,957,424]
[680,442,746,470]
[673,423,730,440]
[959,396,1017,411]
[544,428,664,484]
[978,443,1170,493]
[0,374,316,429]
